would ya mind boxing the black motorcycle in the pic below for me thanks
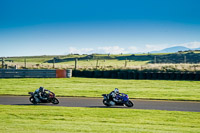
[28,90,59,104]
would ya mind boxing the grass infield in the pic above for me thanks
[0,78,200,101]
[0,105,200,133]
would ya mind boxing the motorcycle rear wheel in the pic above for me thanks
[52,98,59,104]
[29,97,37,104]
[103,99,110,106]
[125,100,134,107]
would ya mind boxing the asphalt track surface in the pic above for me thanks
[0,96,200,112]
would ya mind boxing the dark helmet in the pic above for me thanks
[39,87,44,92]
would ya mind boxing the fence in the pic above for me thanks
[73,70,200,80]
[0,69,72,78]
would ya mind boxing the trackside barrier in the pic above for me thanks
[72,70,200,80]
[0,69,72,78]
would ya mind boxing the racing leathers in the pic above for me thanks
[109,91,121,103]
[33,88,48,103]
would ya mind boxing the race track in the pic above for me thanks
[0,96,200,112]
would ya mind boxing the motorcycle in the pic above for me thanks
[28,90,59,104]
[102,93,134,107]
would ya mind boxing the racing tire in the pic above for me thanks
[103,99,111,106]
[52,98,59,104]
[29,97,37,104]
[125,100,134,107]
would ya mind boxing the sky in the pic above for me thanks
[0,0,200,57]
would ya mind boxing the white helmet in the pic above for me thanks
[114,88,119,94]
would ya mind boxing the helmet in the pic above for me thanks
[39,87,44,92]
[114,88,119,94]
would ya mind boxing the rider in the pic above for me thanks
[33,87,48,103]
[109,88,121,103]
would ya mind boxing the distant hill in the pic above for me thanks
[150,46,190,53]
[194,47,200,50]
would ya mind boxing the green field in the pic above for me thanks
[0,78,200,101]
[0,105,199,133]
[5,54,148,63]
[4,54,151,70]
[3,52,200,71]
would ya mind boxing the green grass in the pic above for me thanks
[0,78,200,101]
[0,105,200,133]
[7,56,56,63]
[6,54,150,68]
[4,52,200,71]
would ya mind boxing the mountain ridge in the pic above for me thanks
[150,46,191,53]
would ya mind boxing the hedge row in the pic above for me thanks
[73,70,200,80]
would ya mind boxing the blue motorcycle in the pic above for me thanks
[102,93,134,107]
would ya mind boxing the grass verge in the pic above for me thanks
[0,78,200,101]
[0,105,200,133]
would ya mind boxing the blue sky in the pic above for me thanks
[0,0,200,56]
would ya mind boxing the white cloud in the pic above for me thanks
[127,46,138,53]
[96,46,127,54]
[144,44,169,52]
[68,46,129,54]
[69,47,94,54]
[173,41,200,49]
[67,41,200,54]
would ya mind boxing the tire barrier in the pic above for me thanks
[72,70,200,80]
[103,71,111,78]
[94,71,103,78]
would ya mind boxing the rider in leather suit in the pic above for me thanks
[33,87,48,103]
[109,88,121,103]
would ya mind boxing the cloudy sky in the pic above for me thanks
[0,0,200,56]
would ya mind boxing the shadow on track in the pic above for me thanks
[12,104,57,106]
[86,106,130,109]
[11,104,131,109]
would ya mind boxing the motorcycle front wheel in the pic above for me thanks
[125,100,134,107]
[52,98,59,104]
